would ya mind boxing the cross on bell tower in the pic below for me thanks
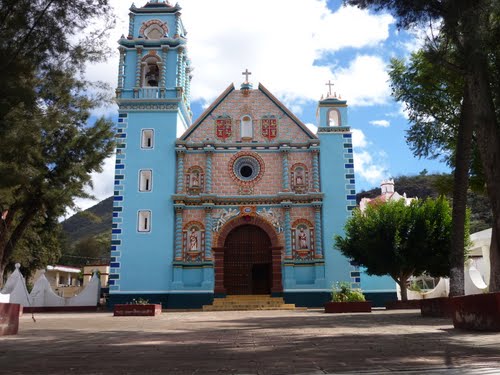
[242,68,252,83]
[325,80,334,98]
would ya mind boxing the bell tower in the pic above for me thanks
[109,0,192,300]
[316,85,358,288]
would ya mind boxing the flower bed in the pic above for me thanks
[451,292,500,331]
[113,304,162,317]
[324,301,372,313]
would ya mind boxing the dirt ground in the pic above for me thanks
[1,309,500,374]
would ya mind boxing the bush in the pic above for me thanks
[331,282,366,302]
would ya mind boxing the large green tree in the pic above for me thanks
[346,0,500,294]
[335,197,462,301]
[0,0,115,283]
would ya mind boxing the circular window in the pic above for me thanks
[233,156,261,182]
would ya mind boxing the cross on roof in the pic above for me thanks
[242,68,252,83]
[326,80,334,96]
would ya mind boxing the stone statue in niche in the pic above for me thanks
[298,227,308,249]
[296,170,304,186]
[189,228,198,251]
[191,172,199,187]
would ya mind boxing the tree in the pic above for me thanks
[345,0,500,293]
[389,48,474,296]
[0,0,115,283]
[335,197,464,301]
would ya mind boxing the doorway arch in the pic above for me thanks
[213,215,283,295]
[224,225,272,295]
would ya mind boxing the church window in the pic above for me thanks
[145,24,164,39]
[328,109,341,126]
[240,115,253,140]
[141,129,154,148]
[233,156,260,182]
[139,170,152,192]
[142,55,161,87]
[138,210,152,232]
[139,19,169,40]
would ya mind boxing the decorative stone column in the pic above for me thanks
[204,206,213,260]
[176,47,184,87]
[312,149,320,192]
[281,202,292,259]
[176,149,185,194]
[174,205,184,261]
[204,145,213,193]
[160,46,169,96]
[313,202,323,258]
[116,47,126,96]
[281,147,290,192]
[133,47,143,99]
[128,12,135,38]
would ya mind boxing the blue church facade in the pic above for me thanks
[108,0,397,308]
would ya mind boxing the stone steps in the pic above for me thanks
[202,295,296,311]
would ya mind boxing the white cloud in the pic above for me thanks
[354,150,388,185]
[369,119,390,127]
[332,55,391,106]
[305,123,318,134]
[351,128,368,148]
[86,0,395,109]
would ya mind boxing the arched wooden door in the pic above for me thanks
[223,225,272,295]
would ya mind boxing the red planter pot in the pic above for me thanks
[420,297,453,318]
[113,304,162,317]
[451,292,500,331]
[324,301,371,313]
[0,303,22,335]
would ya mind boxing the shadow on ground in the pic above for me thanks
[1,311,499,375]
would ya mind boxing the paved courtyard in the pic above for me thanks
[1,309,500,374]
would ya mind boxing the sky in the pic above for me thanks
[75,0,450,213]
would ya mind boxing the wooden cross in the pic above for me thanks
[326,80,334,96]
[242,68,252,82]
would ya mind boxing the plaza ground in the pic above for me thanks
[1,309,500,374]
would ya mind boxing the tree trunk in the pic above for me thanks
[449,86,473,297]
[396,275,409,301]
[461,2,500,292]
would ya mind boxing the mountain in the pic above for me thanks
[61,197,113,243]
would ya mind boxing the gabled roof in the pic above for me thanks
[179,84,235,140]
[258,83,317,139]
[179,83,317,141]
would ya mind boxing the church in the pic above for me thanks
[108,0,396,308]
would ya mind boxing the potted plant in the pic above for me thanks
[324,282,371,313]
[113,298,162,317]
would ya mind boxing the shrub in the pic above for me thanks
[331,282,366,302]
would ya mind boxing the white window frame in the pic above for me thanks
[137,210,152,233]
[139,169,153,192]
[141,129,154,149]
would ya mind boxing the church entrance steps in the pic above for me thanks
[202,295,296,311]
